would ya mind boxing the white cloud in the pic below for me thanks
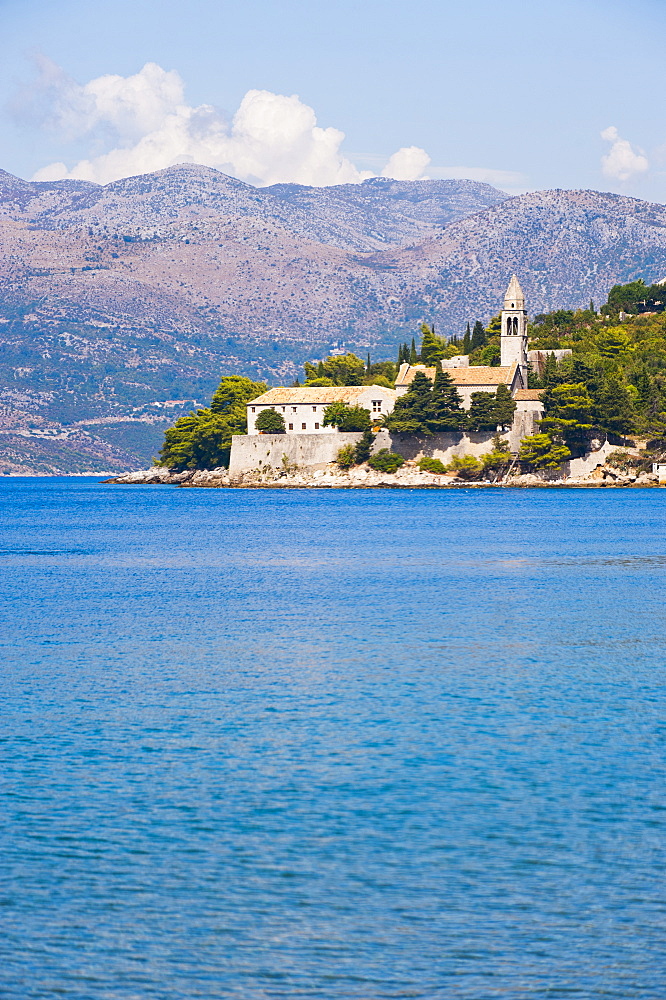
[600,125,648,182]
[381,146,431,181]
[28,60,431,187]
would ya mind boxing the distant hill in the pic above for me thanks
[1,163,666,473]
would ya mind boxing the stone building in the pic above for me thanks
[395,360,524,407]
[246,385,397,435]
[395,275,544,429]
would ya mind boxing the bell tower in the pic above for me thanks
[500,275,528,383]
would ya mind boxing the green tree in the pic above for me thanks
[494,383,517,427]
[592,375,636,438]
[354,430,375,463]
[429,365,465,431]
[448,454,482,479]
[420,324,448,365]
[485,314,502,339]
[462,323,471,355]
[159,374,267,470]
[305,352,366,386]
[255,407,286,433]
[468,392,498,431]
[519,433,571,469]
[367,449,405,473]
[418,456,447,474]
[385,371,433,435]
[539,381,594,452]
[471,320,486,351]
[336,444,356,469]
[409,338,418,365]
[481,435,511,474]
[210,375,268,417]
[322,402,372,431]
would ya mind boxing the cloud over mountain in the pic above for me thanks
[27,60,431,187]
[600,126,649,182]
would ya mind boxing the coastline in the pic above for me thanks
[103,463,661,489]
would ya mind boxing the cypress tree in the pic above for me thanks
[410,338,418,365]
[471,320,486,351]
[542,352,558,388]
[367,352,371,374]
[462,324,471,355]
[493,383,517,428]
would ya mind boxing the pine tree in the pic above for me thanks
[385,371,433,435]
[462,323,471,355]
[429,365,465,431]
[592,376,636,439]
[420,324,446,365]
[468,392,498,431]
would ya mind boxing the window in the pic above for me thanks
[312,406,317,412]
[288,423,293,430]
[251,406,255,412]
[314,422,319,429]
[372,400,382,412]
[302,423,307,430]
[282,406,286,412]
[292,407,297,413]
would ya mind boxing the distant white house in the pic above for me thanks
[246,385,397,435]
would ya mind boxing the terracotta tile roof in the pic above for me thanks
[249,385,396,406]
[513,389,544,401]
[396,363,518,387]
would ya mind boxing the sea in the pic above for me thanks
[1,477,665,999]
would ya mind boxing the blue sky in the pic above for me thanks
[1,0,664,199]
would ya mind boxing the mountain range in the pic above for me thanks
[1,163,666,473]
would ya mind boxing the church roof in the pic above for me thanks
[504,274,525,310]
[513,390,544,401]
[396,362,519,388]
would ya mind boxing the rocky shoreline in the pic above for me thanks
[103,462,660,489]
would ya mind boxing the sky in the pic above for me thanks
[0,0,664,200]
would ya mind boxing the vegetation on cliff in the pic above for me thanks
[528,280,666,455]
[157,375,267,470]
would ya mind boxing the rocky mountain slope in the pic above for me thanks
[1,163,665,473]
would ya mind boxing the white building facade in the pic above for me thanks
[246,385,397,435]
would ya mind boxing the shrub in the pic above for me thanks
[447,455,483,480]
[354,430,375,463]
[367,449,405,473]
[336,444,356,469]
[519,433,571,469]
[418,456,447,474]
[481,434,511,474]
[255,407,286,433]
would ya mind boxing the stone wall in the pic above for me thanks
[229,428,505,475]
[229,431,365,475]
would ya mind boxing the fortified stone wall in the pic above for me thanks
[229,429,505,475]
[229,431,365,475]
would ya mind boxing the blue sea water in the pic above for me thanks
[1,477,665,999]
